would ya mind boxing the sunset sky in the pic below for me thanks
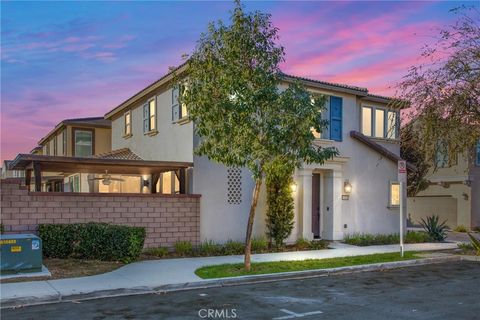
[1,1,477,161]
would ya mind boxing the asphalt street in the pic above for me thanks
[2,261,479,320]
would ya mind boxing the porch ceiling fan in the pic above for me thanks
[88,170,124,185]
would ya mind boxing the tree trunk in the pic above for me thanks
[244,177,262,271]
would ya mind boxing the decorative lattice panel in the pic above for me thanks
[227,168,242,205]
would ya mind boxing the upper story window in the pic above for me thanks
[73,129,94,157]
[143,98,156,133]
[476,140,480,166]
[62,129,67,155]
[53,136,58,156]
[361,105,399,140]
[435,141,457,168]
[124,111,132,136]
[172,85,188,122]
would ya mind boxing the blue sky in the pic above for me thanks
[1,1,477,160]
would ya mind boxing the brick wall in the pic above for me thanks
[0,179,200,248]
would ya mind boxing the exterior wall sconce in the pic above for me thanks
[142,179,150,188]
[344,179,352,194]
[290,181,297,193]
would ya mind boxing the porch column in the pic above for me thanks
[151,173,160,194]
[331,169,344,240]
[300,169,314,240]
[33,162,42,192]
[179,168,186,194]
[25,169,32,192]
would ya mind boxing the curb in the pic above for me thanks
[0,255,466,308]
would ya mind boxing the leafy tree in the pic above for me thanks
[395,7,480,164]
[264,157,295,248]
[401,121,430,196]
[176,1,337,270]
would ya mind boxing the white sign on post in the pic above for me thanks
[398,160,407,257]
[398,160,407,183]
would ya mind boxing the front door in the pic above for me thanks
[312,173,321,238]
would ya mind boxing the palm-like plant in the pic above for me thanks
[467,233,480,256]
[420,215,448,242]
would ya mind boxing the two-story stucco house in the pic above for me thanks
[30,117,112,192]
[103,65,407,242]
[408,144,480,230]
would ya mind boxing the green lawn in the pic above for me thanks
[195,251,418,279]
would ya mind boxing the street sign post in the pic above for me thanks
[398,160,407,257]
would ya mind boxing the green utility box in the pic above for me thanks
[0,234,43,274]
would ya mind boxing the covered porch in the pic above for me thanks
[8,153,193,195]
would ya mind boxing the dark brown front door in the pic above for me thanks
[312,173,320,238]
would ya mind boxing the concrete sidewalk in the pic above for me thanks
[0,242,459,307]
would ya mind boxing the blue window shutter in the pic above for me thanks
[329,96,343,141]
[476,140,480,166]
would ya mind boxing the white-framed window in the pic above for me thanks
[361,105,399,139]
[434,141,456,168]
[172,85,188,122]
[389,181,400,207]
[62,129,67,156]
[374,109,385,138]
[143,98,156,133]
[53,136,58,156]
[124,111,132,136]
[361,106,372,136]
[74,129,93,157]
[68,174,81,192]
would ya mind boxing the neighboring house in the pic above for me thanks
[103,65,406,242]
[23,117,112,192]
[407,142,480,230]
[1,160,25,179]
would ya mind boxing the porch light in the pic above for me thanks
[344,180,352,194]
[290,182,297,193]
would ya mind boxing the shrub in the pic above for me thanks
[454,225,467,233]
[264,158,295,248]
[295,238,310,250]
[174,241,193,256]
[344,232,429,246]
[38,223,145,263]
[198,240,222,256]
[143,247,169,258]
[309,240,329,250]
[251,237,268,253]
[420,215,447,241]
[223,240,245,255]
[467,233,480,256]
[38,224,76,258]
[404,231,430,243]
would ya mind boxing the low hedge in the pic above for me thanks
[38,223,146,263]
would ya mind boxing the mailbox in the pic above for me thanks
[0,234,42,274]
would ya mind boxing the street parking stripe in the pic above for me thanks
[273,309,323,319]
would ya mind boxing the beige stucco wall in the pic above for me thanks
[111,86,194,162]
[192,86,401,242]
[407,153,473,229]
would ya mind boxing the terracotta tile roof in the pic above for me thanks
[93,148,143,161]
[279,73,369,93]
